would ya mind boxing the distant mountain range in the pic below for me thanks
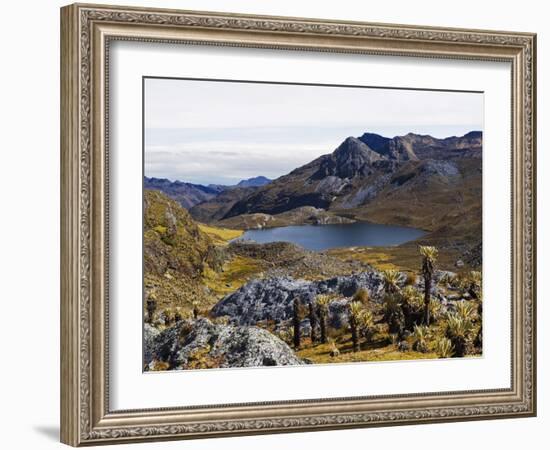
[220,130,481,218]
[144,175,272,210]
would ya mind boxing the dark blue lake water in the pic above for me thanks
[235,222,426,252]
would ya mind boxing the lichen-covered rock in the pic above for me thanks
[145,318,304,370]
[144,323,161,365]
[211,271,384,326]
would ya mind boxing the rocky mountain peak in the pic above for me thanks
[316,136,385,179]
[463,131,482,139]
[358,132,391,155]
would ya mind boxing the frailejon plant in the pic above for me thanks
[357,309,375,342]
[420,246,438,325]
[436,337,454,358]
[412,325,430,353]
[316,294,332,344]
[455,300,477,322]
[445,312,474,357]
[400,285,423,329]
[383,293,405,338]
[467,270,482,300]
[382,269,401,295]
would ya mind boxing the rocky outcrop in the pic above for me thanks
[313,137,384,179]
[145,318,304,370]
[211,271,384,326]
[219,206,355,230]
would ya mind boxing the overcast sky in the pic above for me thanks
[144,78,483,185]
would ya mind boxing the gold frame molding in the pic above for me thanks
[60,3,537,446]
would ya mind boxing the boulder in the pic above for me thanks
[145,318,304,370]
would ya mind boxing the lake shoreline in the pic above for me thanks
[232,221,427,252]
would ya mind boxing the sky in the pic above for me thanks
[144,78,483,186]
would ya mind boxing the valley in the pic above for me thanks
[143,130,483,371]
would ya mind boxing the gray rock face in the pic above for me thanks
[144,323,160,365]
[421,160,459,178]
[211,271,384,326]
[145,318,304,370]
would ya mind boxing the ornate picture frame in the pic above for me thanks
[60,3,536,446]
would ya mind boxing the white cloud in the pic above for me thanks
[144,78,483,184]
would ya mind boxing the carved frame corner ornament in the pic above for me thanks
[60,3,536,446]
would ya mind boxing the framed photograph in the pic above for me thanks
[60,3,536,446]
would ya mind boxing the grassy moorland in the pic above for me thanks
[144,132,483,370]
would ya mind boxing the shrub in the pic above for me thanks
[277,328,293,345]
[405,272,417,286]
[329,339,340,358]
[353,288,370,305]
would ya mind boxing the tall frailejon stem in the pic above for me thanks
[293,297,301,350]
[316,294,331,344]
[420,246,438,326]
[308,300,318,344]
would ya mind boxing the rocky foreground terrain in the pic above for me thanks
[145,257,481,370]
[145,318,303,370]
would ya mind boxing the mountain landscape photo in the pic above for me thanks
[143,78,483,371]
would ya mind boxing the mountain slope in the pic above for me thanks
[144,190,224,310]
[189,186,259,222]
[218,131,481,247]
